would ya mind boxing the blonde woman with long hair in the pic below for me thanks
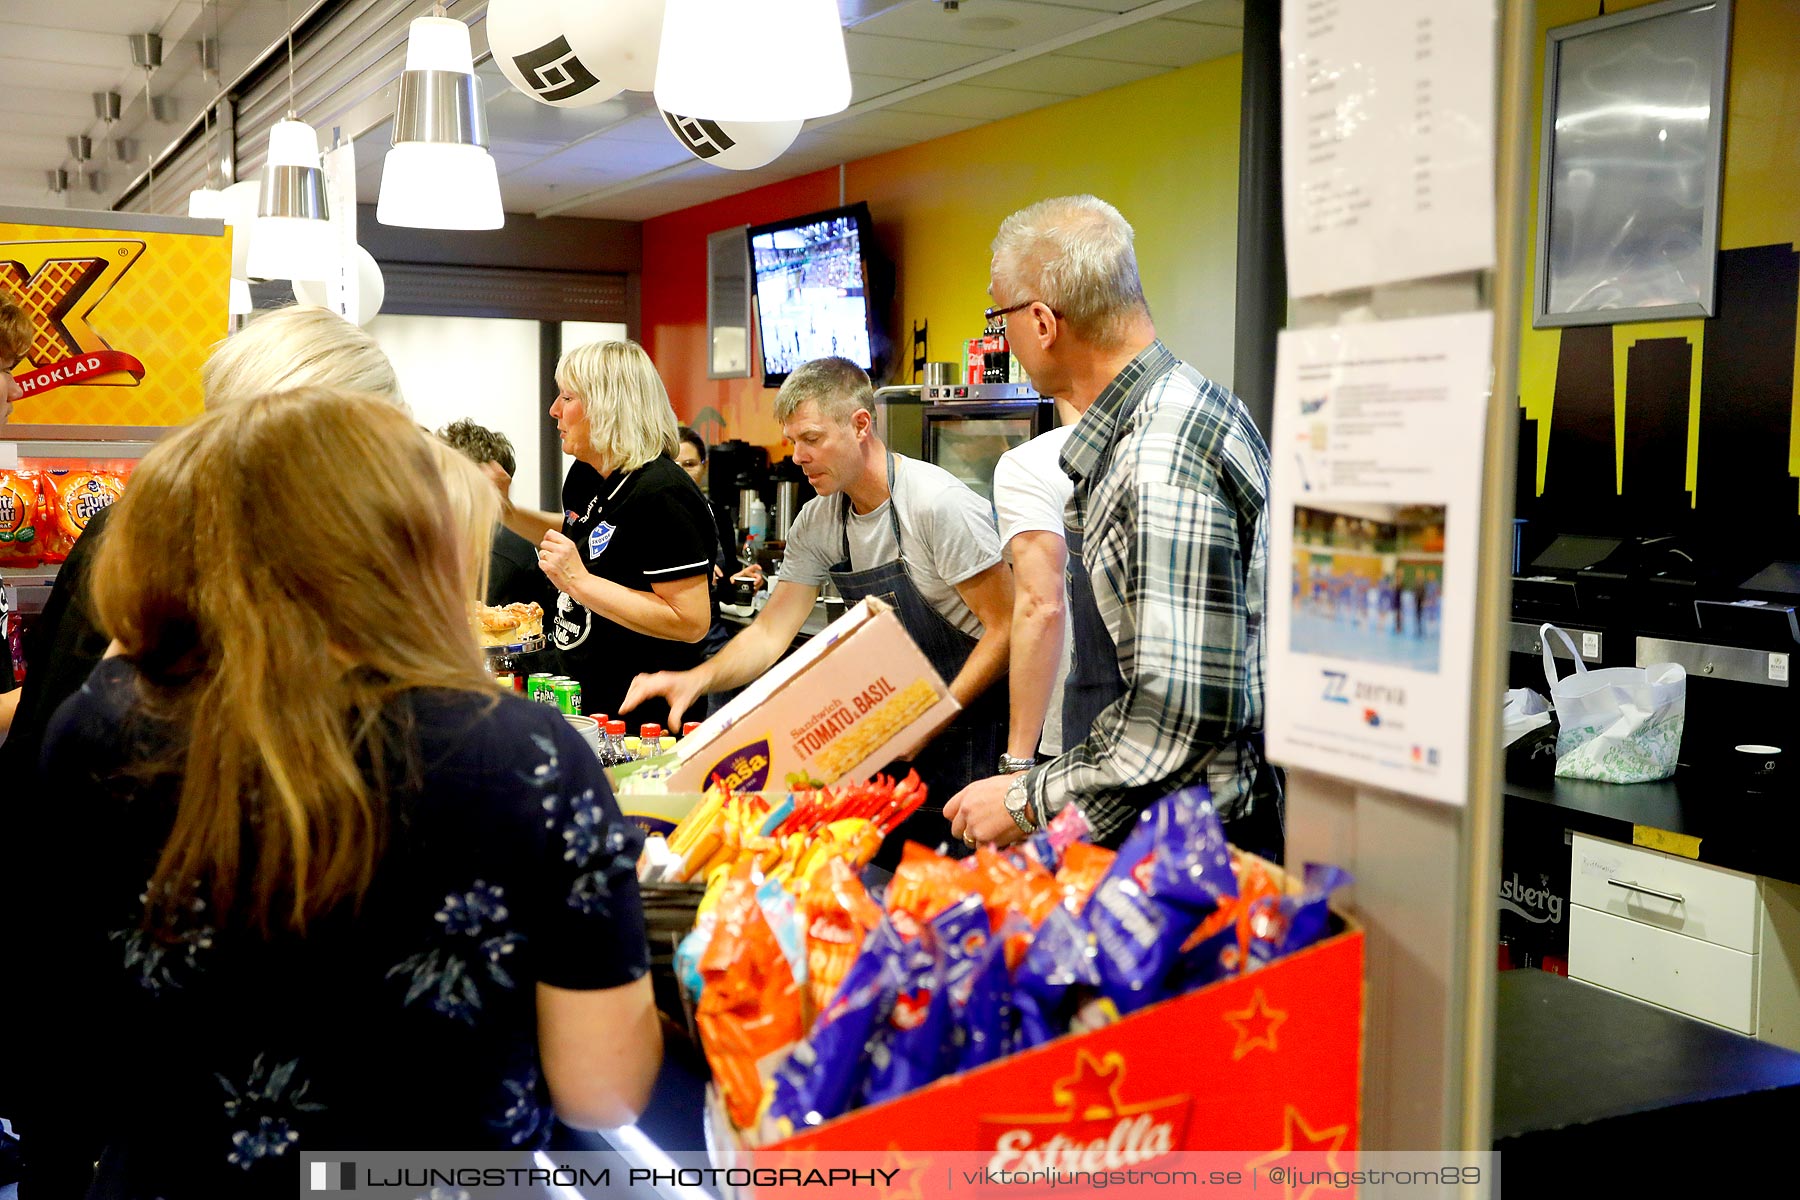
[509,339,716,731]
[38,390,658,1196]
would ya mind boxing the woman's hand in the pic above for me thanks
[538,529,589,596]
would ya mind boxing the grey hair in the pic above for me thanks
[990,195,1148,347]
[774,357,875,427]
[555,339,680,474]
[202,305,405,412]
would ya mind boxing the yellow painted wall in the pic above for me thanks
[1518,0,1800,505]
[848,52,1244,393]
[645,53,1243,452]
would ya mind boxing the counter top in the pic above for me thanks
[1505,764,1800,885]
[718,598,842,641]
[1494,969,1800,1155]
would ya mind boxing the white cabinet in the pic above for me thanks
[1568,833,1800,1049]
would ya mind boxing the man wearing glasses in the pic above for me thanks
[946,196,1284,859]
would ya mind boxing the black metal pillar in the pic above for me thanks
[1232,0,1287,439]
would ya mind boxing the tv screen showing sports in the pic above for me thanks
[747,203,876,386]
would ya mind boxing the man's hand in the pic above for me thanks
[731,563,766,589]
[622,668,708,730]
[538,529,589,596]
[945,774,1027,848]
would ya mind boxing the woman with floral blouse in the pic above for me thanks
[37,388,659,1197]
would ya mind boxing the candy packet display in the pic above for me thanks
[1085,786,1236,1016]
[1011,905,1102,1052]
[928,895,991,1076]
[955,914,1024,1072]
[765,927,898,1137]
[0,470,43,567]
[1054,842,1116,916]
[860,918,949,1107]
[884,842,968,939]
[798,858,884,1014]
[696,866,806,1130]
[1247,862,1353,972]
[39,468,125,563]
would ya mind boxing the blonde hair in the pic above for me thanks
[555,340,678,474]
[428,437,499,600]
[0,294,31,363]
[991,196,1149,348]
[774,357,874,427]
[93,388,493,934]
[203,305,404,411]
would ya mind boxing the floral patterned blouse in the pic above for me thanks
[41,658,649,1198]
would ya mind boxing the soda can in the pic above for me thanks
[527,673,556,705]
[553,678,583,716]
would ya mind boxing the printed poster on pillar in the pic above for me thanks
[1266,313,1491,804]
[0,211,231,427]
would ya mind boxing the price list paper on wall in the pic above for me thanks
[1265,313,1492,804]
[1281,0,1496,297]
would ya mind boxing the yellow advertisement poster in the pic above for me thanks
[0,206,230,427]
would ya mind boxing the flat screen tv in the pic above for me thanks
[746,202,877,387]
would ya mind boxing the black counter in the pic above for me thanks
[1504,765,1800,886]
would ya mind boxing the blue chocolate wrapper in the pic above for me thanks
[932,895,993,1076]
[1086,786,1237,1016]
[1248,863,1353,971]
[766,932,893,1132]
[958,914,1023,1071]
[1011,905,1102,1052]
[860,917,949,1107]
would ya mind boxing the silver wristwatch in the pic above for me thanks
[1003,774,1035,835]
[998,753,1036,774]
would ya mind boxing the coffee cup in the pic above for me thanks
[1734,744,1783,793]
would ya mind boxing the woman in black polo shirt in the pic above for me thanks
[533,340,715,730]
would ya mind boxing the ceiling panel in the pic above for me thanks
[0,58,128,92]
[825,109,987,145]
[852,0,1109,51]
[845,32,1001,81]
[1060,18,1242,68]
[0,21,135,67]
[975,53,1169,94]
[851,72,920,106]
[1164,0,1245,26]
[0,1,174,35]
[886,81,1080,122]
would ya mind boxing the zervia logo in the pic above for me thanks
[977,1051,1190,1189]
[1,240,149,396]
[1321,670,1350,703]
[1498,872,1564,926]
[308,1160,356,1191]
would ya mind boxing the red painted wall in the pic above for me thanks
[640,168,840,450]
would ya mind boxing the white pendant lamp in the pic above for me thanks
[655,0,850,123]
[377,9,503,230]
[187,185,225,219]
[245,116,333,280]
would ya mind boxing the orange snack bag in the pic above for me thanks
[1054,843,1117,916]
[40,469,125,563]
[798,858,884,1015]
[965,848,1060,969]
[696,866,805,1130]
[883,842,967,939]
[0,471,42,567]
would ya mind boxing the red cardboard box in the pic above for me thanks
[708,914,1364,1193]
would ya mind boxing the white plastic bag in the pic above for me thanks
[1540,623,1685,783]
[1502,687,1551,747]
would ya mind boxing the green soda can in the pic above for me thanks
[553,678,583,716]
[527,673,556,705]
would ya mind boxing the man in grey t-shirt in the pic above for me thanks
[625,357,1013,858]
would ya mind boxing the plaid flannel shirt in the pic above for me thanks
[1023,341,1275,845]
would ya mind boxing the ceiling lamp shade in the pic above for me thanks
[377,14,503,230]
[655,0,850,123]
[246,118,334,281]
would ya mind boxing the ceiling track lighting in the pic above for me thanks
[47,169,68,194]
[93,91,122,123]
[376,3,504,230]
[67,135,93,163]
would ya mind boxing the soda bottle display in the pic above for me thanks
[607,720,629,763]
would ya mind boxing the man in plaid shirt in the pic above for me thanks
[946,196,1282,855]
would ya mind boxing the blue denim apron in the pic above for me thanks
[829,453,1007,864]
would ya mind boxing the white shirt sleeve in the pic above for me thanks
[993,443,1070,550]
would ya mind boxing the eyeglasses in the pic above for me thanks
[984,299,1059,323]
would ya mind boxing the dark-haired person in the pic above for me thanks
[438,417,560,624]
[676,424,743,588]
[39,389,659,1197]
